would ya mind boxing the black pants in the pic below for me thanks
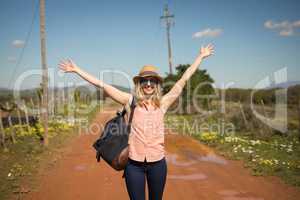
[124,157,167,200]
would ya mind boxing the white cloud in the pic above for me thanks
[293,20,300,27]
[264,20,290,29]
[7,56,17,63]
[192,28,223,38]
[264,20,273,29]
[12,40,25,48]
[264,20,300,37]
[279,29,294,36]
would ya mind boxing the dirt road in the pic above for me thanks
[20,108,300,200]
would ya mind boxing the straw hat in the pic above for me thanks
[133,65,163,84]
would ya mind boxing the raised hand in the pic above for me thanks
[58,59,79,73]
[199,44,214,59]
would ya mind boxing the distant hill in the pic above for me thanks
[0,84,130,93]
[0,84,131,102]
[267,81,300,89]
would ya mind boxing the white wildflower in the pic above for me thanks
[248,150,254,154]
[280,144,287,148]
[287,148,293,153]
[250,140,261,145]
[242,147,246,153]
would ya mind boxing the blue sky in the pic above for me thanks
[1,0,300,90]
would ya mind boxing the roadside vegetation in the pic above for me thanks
[164,64,300,188]
[0,86,103,200]
[0,120,75,199]
[165,110,300,187]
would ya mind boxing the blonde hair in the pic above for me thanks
[134,79,163,109]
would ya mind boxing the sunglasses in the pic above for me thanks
[139,78,159,88]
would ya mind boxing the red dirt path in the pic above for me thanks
[19,108,300,200]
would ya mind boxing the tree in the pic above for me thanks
[74,89,81,104]
[73,89,81,121]
[163,64,215,114]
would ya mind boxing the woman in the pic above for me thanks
[58,44,214,200]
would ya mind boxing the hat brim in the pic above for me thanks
[133,74,163,84]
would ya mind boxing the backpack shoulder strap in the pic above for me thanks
[130,95,136,108]
[119,94,135,117]
[127,95,136,133]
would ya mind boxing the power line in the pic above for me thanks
[8,0,40,88]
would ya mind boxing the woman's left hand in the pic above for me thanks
[199,44,214,59]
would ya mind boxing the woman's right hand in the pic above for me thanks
[58,59,79,73]
[58,58,132,105]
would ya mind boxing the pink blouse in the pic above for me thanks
[125,94,165,162]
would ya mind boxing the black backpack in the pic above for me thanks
[92,96,136,171]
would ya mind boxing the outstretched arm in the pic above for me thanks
[58,59,131,105]
[161,44,214,112]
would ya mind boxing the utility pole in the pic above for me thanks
[160,4,175,75]
[39,0,49,146]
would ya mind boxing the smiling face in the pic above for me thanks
[134,75,163,107]
[139,77,159,95]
